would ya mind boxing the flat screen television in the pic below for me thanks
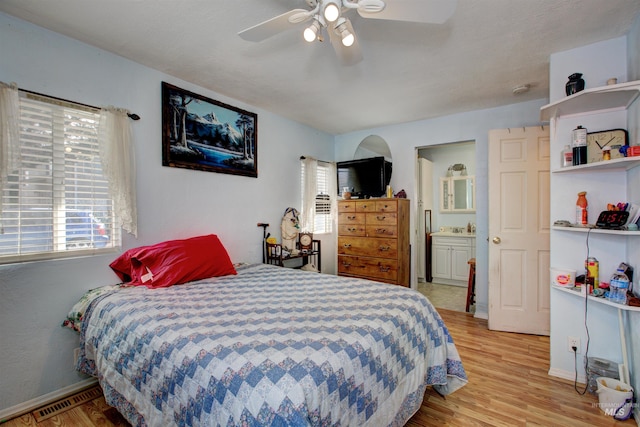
[336,156,392,199]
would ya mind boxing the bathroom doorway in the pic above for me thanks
[416,140,476,313]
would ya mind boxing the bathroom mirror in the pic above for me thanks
[354,135,392,162]
[440,176,475,212]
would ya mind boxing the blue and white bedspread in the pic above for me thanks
[78,264,467,426]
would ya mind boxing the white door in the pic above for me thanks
[488,127,550,335]
[417,158,434,281]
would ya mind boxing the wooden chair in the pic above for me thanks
[466,258,476,312]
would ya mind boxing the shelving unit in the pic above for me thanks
[552,226,640,236]
[552,285,640,312]
[541,81,640,122]
[543,80,640,388]
[266,240,321,272]
[552,156,640,173]
[553,285,638,385]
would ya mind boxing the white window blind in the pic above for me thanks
[0,93,119,262]
[301,160,332,234]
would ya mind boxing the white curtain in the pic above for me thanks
[326,161,337,229]
[301,156,317,232]
[98,107,138,237]
[0,82,20,218]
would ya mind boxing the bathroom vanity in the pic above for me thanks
[431,229,475,286]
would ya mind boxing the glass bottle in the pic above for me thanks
[572,126,587,166]
[576,191,588,225]
[562,145,573,167]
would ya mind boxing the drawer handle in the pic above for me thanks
[342,262,352,268]
[343,243,352,248]
[348,227,358,232]
[347,215,357,220]
[379,246,390,252]
[376,215,386,221]
[375,228,387,234]
[379,266,391,272]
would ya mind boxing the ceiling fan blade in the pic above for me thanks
[358,0,457,24]
[238,9,310,42]
[328,20,363,66]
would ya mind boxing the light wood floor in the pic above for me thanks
[5,309,632,427]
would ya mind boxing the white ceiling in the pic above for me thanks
[1,0,639,135]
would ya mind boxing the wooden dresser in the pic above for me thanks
[337,198,410,286]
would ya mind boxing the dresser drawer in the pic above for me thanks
[338,201,356,213]
[375,200,397,213]
[338,237,397,259]
[365,212,398,226]
[338,223,366,236]
[338,212,365,225]
[355,200,376,212]
[338,255,398,282]
[366,225,397,238]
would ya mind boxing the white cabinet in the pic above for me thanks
[439,176,475,212]
[431,235,475,286]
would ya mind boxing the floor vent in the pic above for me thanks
[32,385,102,422]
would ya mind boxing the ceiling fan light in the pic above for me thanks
[323,2,340,22]
[303,20,321,42]
[341,32,355,47]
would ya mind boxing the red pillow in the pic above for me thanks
[109,235,236,288]
[109,245,150,282]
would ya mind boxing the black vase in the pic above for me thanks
[566,73,585,96]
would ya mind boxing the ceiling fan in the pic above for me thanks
[238,0,457,65]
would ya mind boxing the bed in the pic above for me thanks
[65,235,467,426]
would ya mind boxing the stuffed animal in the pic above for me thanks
[281,207,300,252]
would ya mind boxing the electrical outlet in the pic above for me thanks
[567,336,580,353]
[73,347,80,368]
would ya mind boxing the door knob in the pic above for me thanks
[492,236,501,244]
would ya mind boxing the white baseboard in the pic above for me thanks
[548,367,586,385]
[0,378,98,422]
[473,310,488,320]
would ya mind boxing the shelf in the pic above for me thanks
[552,156,640,173]
[552,226,640,236]
[265,240,321,272]
[540,80,640,121]
[552,285,640,312]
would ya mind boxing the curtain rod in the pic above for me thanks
[18,88,141,121]
[300,156,333,164]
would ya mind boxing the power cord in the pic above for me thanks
[574,228,591,395]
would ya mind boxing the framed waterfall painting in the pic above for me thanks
[161,82,258,177]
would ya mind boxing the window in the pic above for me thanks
[0,93,119,263]
[301,159,334,234]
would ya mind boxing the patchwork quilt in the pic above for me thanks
[78,264,467,426]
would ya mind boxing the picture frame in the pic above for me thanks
[162,82,258,177]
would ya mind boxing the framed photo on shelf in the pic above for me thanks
[161,82,258,177]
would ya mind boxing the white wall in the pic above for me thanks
[0,12,334,413]
[334,97,549,319]
[547,36,639,387]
